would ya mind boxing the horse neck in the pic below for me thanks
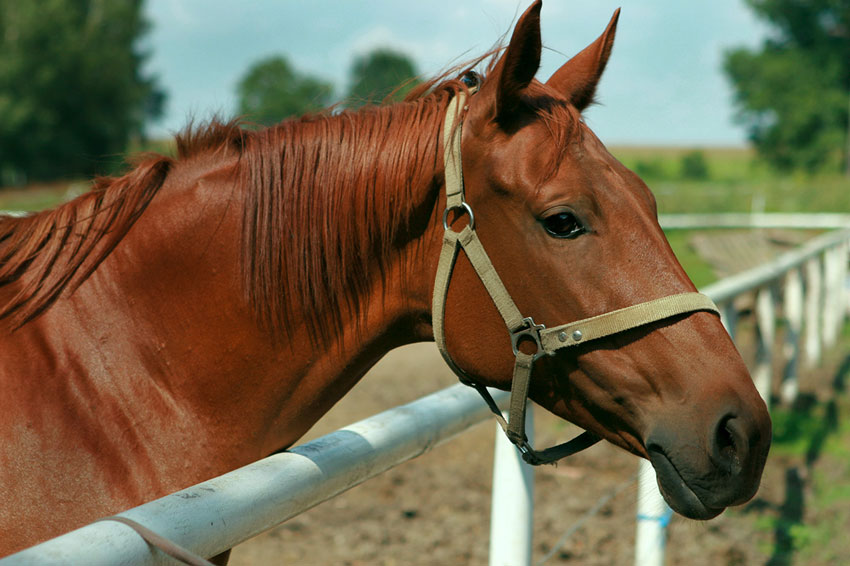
[95,105,448,458]
[227,102,451,451]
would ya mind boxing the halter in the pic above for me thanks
[432,87,720,465]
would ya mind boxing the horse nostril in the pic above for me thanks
[713,415,746,476]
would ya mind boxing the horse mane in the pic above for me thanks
[0,50,580,337]
[0,158,172,326]
[239,81,466,341]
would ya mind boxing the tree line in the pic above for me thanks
[725,0,850,175]
[1,0,848,185]
[236,48,419,127]
[0,1,418,185]
[0,0,164,184]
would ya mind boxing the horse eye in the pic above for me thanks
[541,211,584,239]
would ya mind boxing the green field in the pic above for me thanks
[610,145,850,215]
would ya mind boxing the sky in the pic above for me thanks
[142,1,771,147]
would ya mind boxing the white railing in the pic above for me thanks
[659,212,850,230]
[2,214,849,566]
[1,385,510,565]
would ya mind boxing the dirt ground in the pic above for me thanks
[226,336,848,566]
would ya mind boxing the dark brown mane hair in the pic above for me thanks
[0,51,580,336]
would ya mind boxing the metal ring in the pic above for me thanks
[442,201,475,232]
[510,317,548,362]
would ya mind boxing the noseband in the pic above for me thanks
[432,88,720,465]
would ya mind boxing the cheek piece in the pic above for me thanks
[432,87,720,465]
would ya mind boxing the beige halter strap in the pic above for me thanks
[432,88,720,465]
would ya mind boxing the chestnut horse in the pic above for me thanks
[0,1,770,559]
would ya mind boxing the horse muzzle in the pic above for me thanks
[645,403,771,520]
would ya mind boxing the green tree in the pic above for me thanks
[724,0,850,173]
[680,150,710,180]
[0,0,165,184]
[236,55,333,126]
[345,48,419,108]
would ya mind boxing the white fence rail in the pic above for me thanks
[1,214,849,566]
[659,212,850,230]
[1,386,509,565]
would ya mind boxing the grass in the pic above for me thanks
[0,181,87,211]
[609,146,850,215]
[662,230,717,288]
[754,394,850,565]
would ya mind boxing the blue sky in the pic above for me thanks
[142,1,770,146]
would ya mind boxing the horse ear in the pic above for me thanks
[492,0,543,123]
[546,8,620,111]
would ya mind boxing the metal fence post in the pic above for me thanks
[838,241,850,320]
[781,268,804,404]
[754,287,776,407]
[490,404,534,566]
[840,241,850,319]
[804,256,823,367]
[634,459,671,566]
[823,246,844,349]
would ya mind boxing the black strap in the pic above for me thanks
[468,382,600,465]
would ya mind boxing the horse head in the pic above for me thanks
[435,1,770,520]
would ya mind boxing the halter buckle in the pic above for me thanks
[510,317,549,362]
[512,438,545,465]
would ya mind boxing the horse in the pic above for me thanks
[0,1,770,560]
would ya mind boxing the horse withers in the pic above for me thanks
[0,1,770,559]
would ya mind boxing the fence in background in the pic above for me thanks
[659,212,850,230]
[633,217,850,566]
[1,214,849,566]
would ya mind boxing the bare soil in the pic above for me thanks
[227,337,850,566]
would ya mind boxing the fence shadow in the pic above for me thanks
[765,466,805,566]
[739,353,850,566]
[832,353,850,393]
